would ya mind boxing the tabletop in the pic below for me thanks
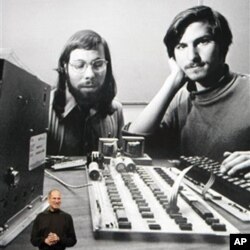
[2,159,249,250]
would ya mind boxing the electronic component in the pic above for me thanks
[50,159,86,170]
[87,162,239,239]
[98,138,118,157]
[89,162,100,180]
[122,136,152,165]
[111,156,136,173]
[0,59,50,246]
[177,156,250,210]
[122,136,145,157]
[87,151,104,169]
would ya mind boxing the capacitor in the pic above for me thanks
[113,156,136,172]
[113,157,127,173]
[123,157,136,172]
[89,162,100,180]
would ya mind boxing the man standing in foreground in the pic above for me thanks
[31,189,77,250]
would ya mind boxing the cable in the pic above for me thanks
[169,165,215,208]
[201,173,215,197]
[45,169,92,189]
[169,165,193,208]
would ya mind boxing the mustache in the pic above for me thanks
[77,81,97,88]
[184,62,205,70]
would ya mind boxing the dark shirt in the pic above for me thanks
[123,68,250,162]
[30,209,77,250]
[47,98,124,156]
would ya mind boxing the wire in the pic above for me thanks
[45,169,92,189]
[202,173,215,197]
[169,165,193,208]
[169,165,215,208]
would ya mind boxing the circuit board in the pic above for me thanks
[86,164,239,239]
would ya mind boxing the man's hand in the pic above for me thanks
[45,232,60,246]
[220,151,250,178]
[168,58,187,90]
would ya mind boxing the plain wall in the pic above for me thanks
[1,0,249,104]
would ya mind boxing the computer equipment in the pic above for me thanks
[86,138,240,240]
[0,58,50,246]
[86,162,239,239]
[177,156,250,210]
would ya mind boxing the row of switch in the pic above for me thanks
[121,172,160,230]
[138,167,193,231]
[103,170,132,229]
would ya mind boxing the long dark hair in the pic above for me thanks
[53,30,117,117]
[164,5,233,60]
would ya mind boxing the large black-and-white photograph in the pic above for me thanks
[1,0,249,249]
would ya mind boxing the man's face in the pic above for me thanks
[174,21,224,86]
[48,190,61,211]
[66,45,107,106]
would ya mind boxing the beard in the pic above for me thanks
[67,79,105,109]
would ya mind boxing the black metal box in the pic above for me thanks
[0,59,50,226]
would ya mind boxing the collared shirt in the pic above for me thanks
[47,89,124,156]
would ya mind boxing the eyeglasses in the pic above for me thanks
[68,59,108,74]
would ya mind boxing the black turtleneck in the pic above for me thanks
[30,209,77,250]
